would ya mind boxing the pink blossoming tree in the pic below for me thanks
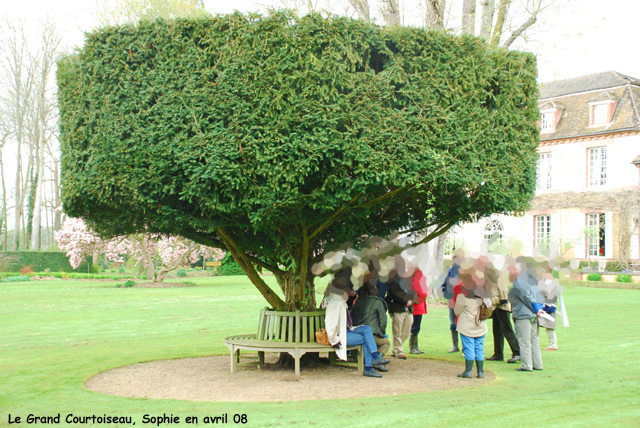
[55,218,224,282]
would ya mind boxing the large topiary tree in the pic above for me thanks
[57,11,539,310]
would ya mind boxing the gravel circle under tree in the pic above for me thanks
[85,355,494,402]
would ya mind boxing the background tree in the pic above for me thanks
[55,218,223,281]
[57,12,539,310]
[92,0,209,27]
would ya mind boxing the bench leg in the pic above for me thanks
[258,351,264,370]
[294,348,301,377]
[230,347,238,374]
[329,351,336,366]
[358,346,364,372]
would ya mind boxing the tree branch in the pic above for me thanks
[502,15,537,48]
[489,0,511,47]
[218,227,285,309]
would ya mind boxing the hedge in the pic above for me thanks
[0,251,91,273]
[217,253,245,276]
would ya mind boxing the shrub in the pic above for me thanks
[91,265,100,274]
[19,264,34,275]
[0,253,19,272]
[587,273,602,281]
[124,280,135,287]
[605,261,626,272]
[114,283,122,288]
[176,269,187,277]
[218,253,245,276]
[0,251,91,272]
[118,267,125,273]
[1,275,30,283]
[616,274,633,283]
[579,261,599,269]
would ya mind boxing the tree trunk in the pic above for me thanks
[53,159,61,233]
[30,123,45,250]
[381,0,401,26]
[0,149,6,250]
[425,0,446,30]
[435,232,447,267]
[25,165,37,249]
[461,0,476,35]
[479,0,495,39]
[347,0,370,22]
[489,0,511,47]
[137,234,156,280]
[156,268,169,283]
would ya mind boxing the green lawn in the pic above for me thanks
[1,277,639,427]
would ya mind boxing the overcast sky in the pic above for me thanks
[2,0,639,84]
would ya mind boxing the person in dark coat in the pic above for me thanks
[350,282,391,369]
[386,263,416,360]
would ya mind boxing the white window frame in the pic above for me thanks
[540,111,555,132]
[482,219,504,247]
[536,153,552,190]
[592,103,609,125]
[588,147,607,187]
[535,215,551,246]
[587,213,605,257]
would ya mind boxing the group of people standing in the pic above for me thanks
[443,251,563,377]
[323,250,564,379]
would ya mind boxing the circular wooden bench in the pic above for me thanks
[224,308,364,377]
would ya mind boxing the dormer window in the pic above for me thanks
[541,112,554,132]
[593,104,608,124]
[588,92,619,126]
[538,102,564,134]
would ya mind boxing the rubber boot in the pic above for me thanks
[458,359,474,378]
[409,334,425,354]
[476,360,484,379]
[448,330,460,353]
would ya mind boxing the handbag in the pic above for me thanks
[315,328,331,346]
[476,299,494,325]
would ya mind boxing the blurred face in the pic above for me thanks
[369,284,379,296]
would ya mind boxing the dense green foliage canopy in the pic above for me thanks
[57,11,539,308]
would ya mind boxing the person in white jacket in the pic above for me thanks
[324,282,390,377]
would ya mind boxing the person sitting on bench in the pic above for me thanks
[324,278,390,378]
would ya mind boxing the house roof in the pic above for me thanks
[540,71,640,99]
[538,72,640,141]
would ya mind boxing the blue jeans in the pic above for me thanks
[449,309,457,331]
[347,325,377,367]
[411,314,423,335]
[460,334,485,361]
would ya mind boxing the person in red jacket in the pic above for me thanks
[409,268,428,354]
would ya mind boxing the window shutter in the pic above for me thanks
[588,105,594,125]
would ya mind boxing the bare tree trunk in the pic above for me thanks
[425,0,446,30]
[1,19,34,251]
[479,0,495,39]
[30,124,45,250]
[136,233,156,280]
[381,0,402,26]
[53,158,61,233]
[489,0,511,47]
[435,232,447,267]
[461,0,476,34]
[0,153,6,251]
[26,17,58,251]
[347,0,371,21]
[0,128,8,251]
